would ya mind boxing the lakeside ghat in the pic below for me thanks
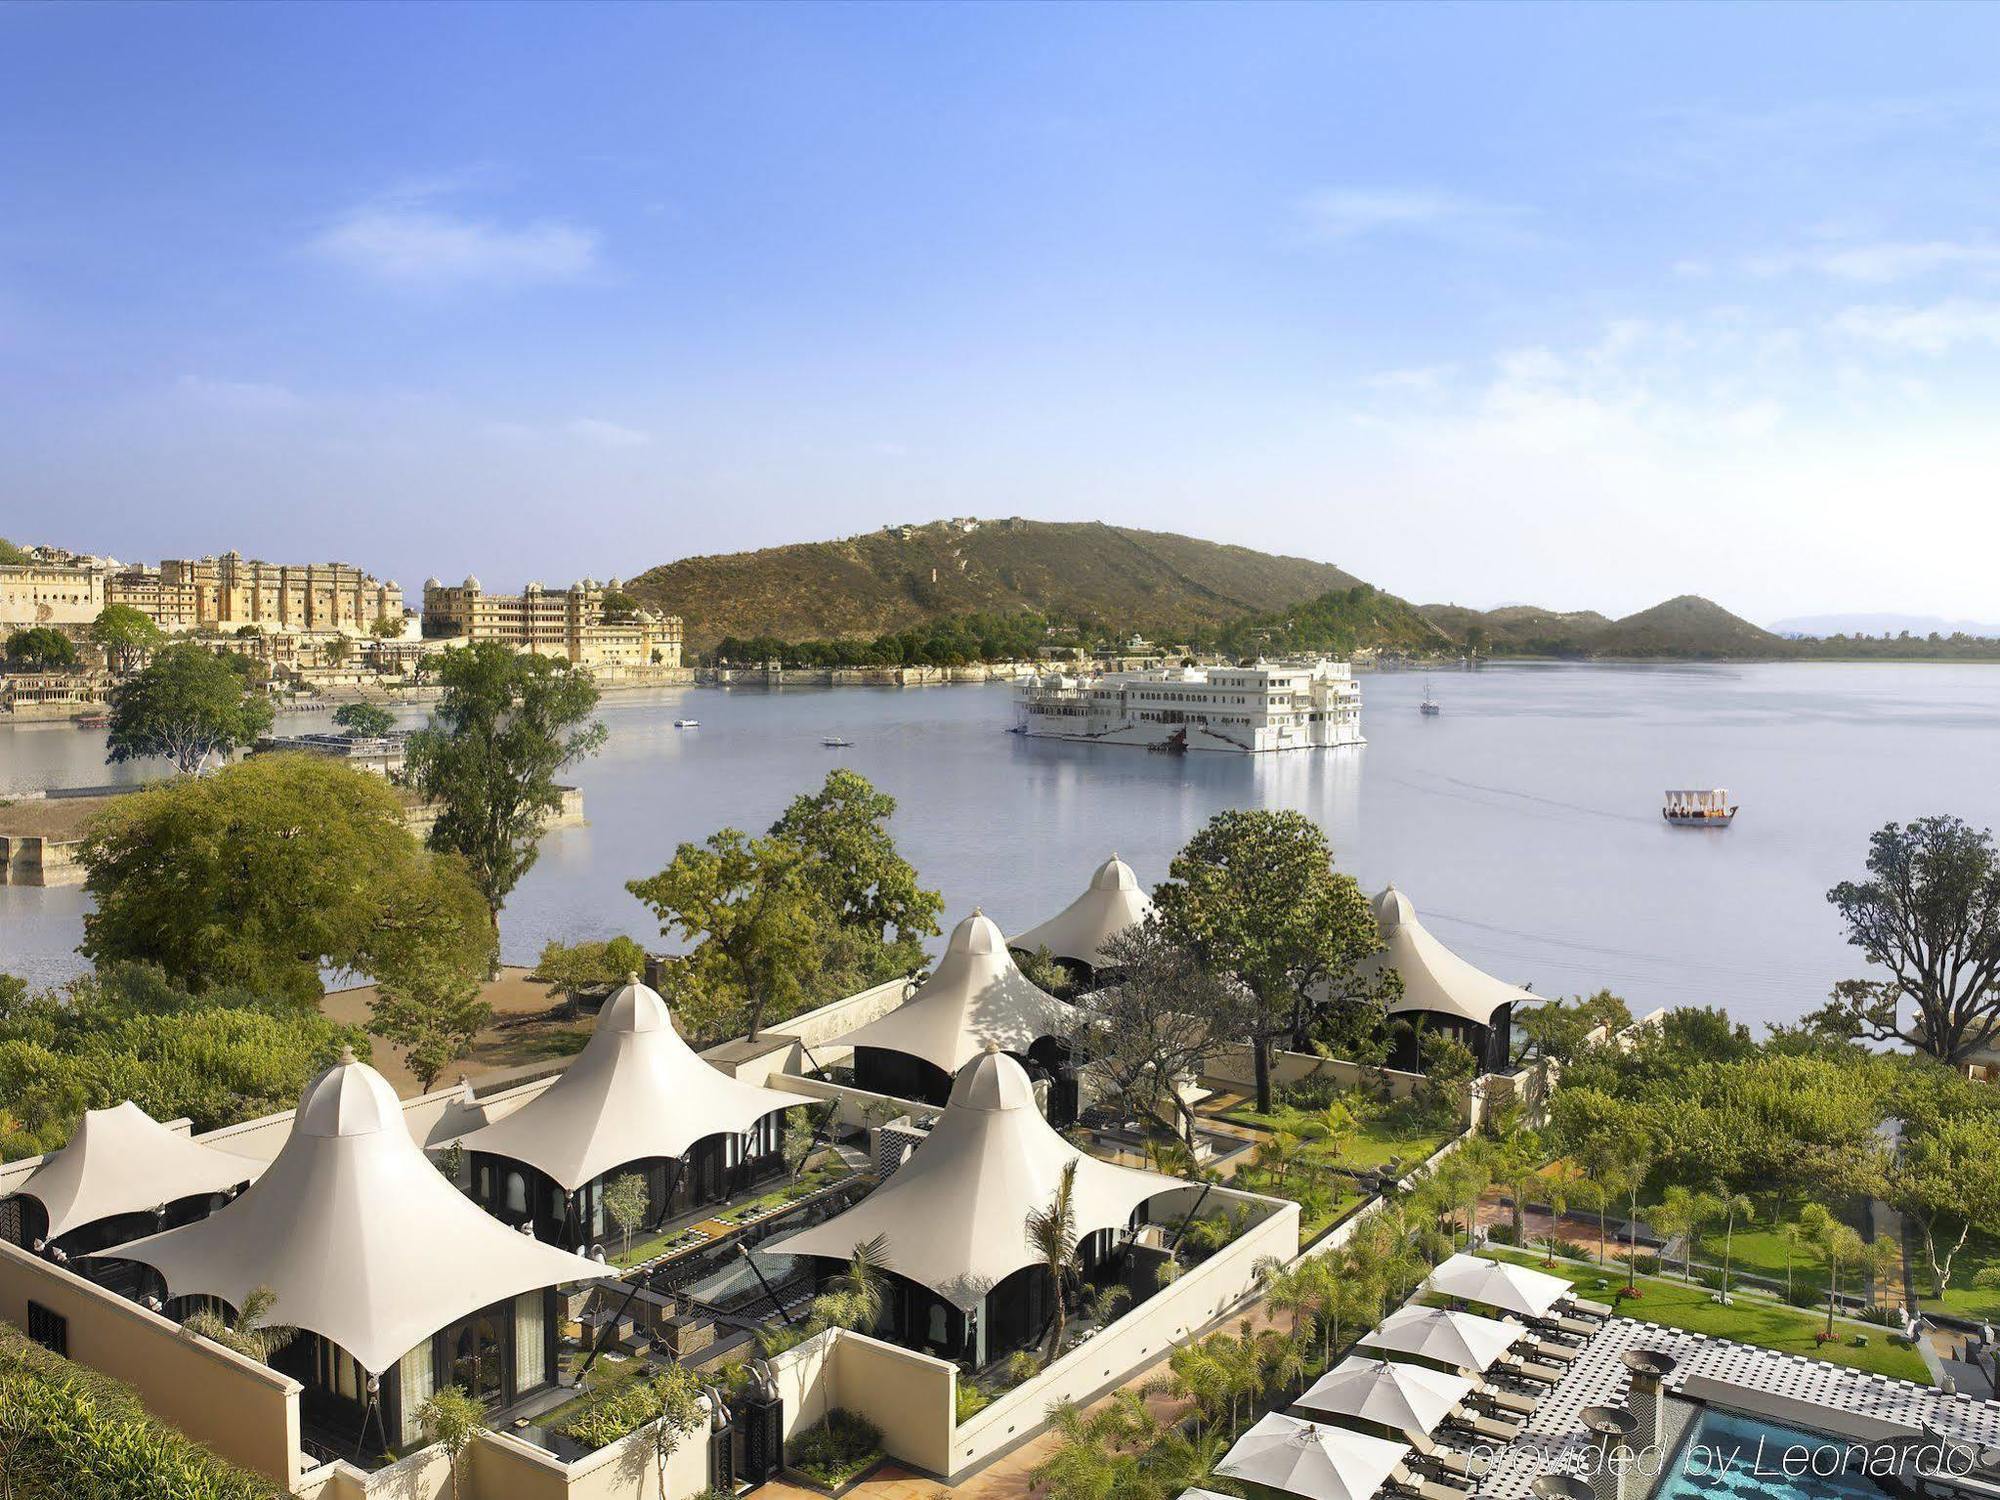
[5,661,2000,1027]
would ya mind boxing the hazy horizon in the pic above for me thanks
[6,4,1999,619]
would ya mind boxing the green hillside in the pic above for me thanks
[1420,595,1783,659]
[628,519,1367,651]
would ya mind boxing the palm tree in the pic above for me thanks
[1025,1159,1081,1361]
[1777,1219,1806,1301]
[1800,1203,1863,1339]
[1493,1127,1545,1244]
[1713,1191,1755,1304]
[182,1284,298,1363]
[831,1233,891,1333]
[1155,1339,1230,1438]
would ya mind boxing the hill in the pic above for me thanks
[1421,595,1781,659]
[628,520,1368,651]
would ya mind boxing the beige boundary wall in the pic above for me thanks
[770,1328,960,1476]
[1202,1043,1431,1101]
[0,1238,307,1488]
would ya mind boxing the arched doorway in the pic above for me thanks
[450,1312,506,1407]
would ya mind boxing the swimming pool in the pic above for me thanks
[1652,1406,1896,1500]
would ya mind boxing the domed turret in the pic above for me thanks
[1089,853,1139,892]
[596,975,672,1035]
[948,1044,1040,1112]
[1375,885,1415,934]
[947,909,1006,957]
[294,1048,406,1139]
[462,574,481,591]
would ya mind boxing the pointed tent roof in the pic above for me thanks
[830,910,1069,1076]
[1218,1412,1411,1500]
[106,1051,592,1374]
[12,1102,265,1243]
[1423,1252,1569,1318]
[451,978,814,1191]
[1357,1305,1523,1373]
[1009,854,1155,968]
[767,1048,1175,1309]
[1364,886,1536,1026]
[1293,1355,1474,1437]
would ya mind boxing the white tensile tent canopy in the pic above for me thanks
[1358,1305,1523,1373]
[1218,1412,1411,1500]
[1363,886,1537,1026]
[830,911,1069,1077]
[451,978,813,1191]
[1009,853,1154,969]
[107,1052,593,1374]
[12,1101,265,1242]
[1294,1355,1475,1436]
[1423,1252,1570,1318]
[766,1047,1176,1309]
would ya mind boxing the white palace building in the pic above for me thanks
[1014,657,1364,753]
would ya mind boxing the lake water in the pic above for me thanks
[5,663,1998,1028]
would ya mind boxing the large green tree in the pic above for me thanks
[1820,816,2000,1065]
[90,603,166,674]
[104,642,274,775]
[79,754,493,1008]
[403,641,606,936]
[628,829,826,1041]
[0,536,30,565]
[4,626,80,671]
[1152,809,1385,1111]
[769,769,942,984]
[331,701,396,738]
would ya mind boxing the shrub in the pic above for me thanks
[1278,1074,1350,1112]
[954,1381,991,1424]
[1485,1224,1518,1247]
[1631,1253,1661,1276]
[558,1376,670,1451]
[789,1408,884,1489]
[0,1323,280,1498]
[1555,1238,1595,1262]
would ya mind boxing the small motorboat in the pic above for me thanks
[674,718,700,728]
[1419,678,1441,716]
[821,736,852,748]
[1663,788,1737,826]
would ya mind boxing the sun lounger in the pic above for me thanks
[1390,1461,1474,1499]
[1467,1375,1538,1417]
[1407,1430,1492,1480]
[1497,1354,1564,1385]
[1563,1295,1615,1320]
[1545,1313,1598,1339]
[1448,1409,1523,1444]
[1529,1338,1579,1364]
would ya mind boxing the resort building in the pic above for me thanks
[769,1047,1182,1366]
[2,1102,262,1263]
[1015,657,1364,753]
[828,909,1072,1111]
[452,977,813,1252]
[103,1051,591,1451]
[1009,852,1154,982]
[1361,885,1532,1074]
[420,575,684,669]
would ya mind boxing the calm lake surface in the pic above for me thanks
[5,663,1998,1027]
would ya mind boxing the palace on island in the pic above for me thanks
[1015,656,1365,752]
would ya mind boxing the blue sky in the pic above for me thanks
[4,3,1998,620]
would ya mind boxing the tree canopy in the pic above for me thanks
[403,641,606,930]
[0,536,30,565]
[1819,816,2000,1065]
[79,753,493,1008]
[331,701,396,738]
[1152,808,1384,1111]
[91,603,166,673]
[4,626,80,671]
[104,642,274,775]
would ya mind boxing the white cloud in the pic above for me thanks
[1296,188,1526,246]
[1832,299,2000,354]
[565,417,651,448]
[1748,239,2000,283]
[311,201,598,287]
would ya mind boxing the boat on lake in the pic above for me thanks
[1420,679,1441,716]
[674,718,700,728]
[1663,788,1737,826]
[822,736,852,748]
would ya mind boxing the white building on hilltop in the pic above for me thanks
[1015,658,1363,753]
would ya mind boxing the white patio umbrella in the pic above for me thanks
[1218,1412,1410,1500]
[1424,1253,1569,1318]
[1294,1356,1474,1436]
[1358,1305,1522,1373]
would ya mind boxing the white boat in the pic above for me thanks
[674,718,700,728]
[1419,678,1441,716]
[1663,788,1737,826]
[821,736,852,748]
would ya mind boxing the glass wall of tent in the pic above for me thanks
[468,1109,791,1251]
[1388,1003,1513,1075]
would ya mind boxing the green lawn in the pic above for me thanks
[1915,1230,2000,1321]
[1482,1247,1930,1384]
[609,1160,858,1269]
[1631,1195,1871,1302]
[1227,1168,1369,1243]
[1218,1105,1455,1175]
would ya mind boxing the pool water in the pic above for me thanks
[1653,1407,1895,1500]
